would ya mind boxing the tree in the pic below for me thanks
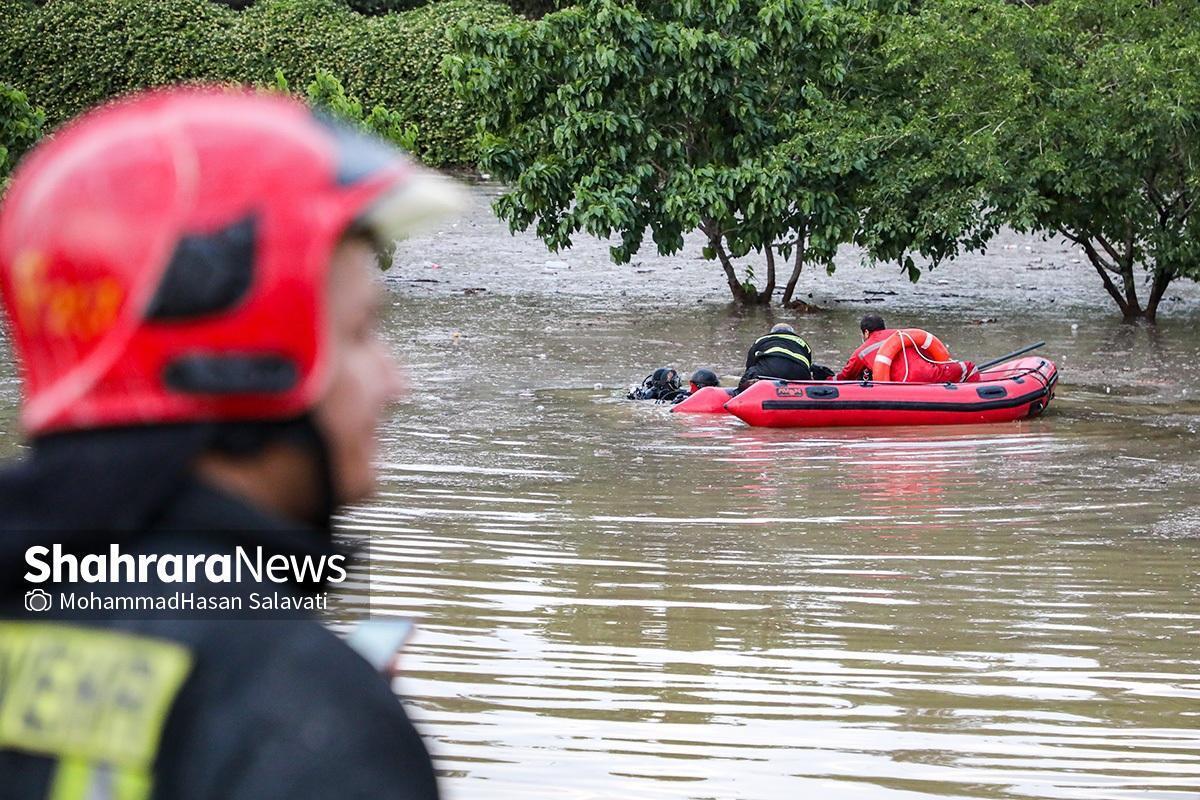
[274,67,420,152]
[450,0,883,304]
[861,0,1200,323]
[0,82,44,187]
[272,68,418,268]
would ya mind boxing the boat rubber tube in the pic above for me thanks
[671,386,736,414]
[724,356,1057,428]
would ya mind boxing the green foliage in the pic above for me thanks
[0,82,45,184]
[215,0,524,18]
[450,0,884,304]
[0,0,516,168]
[503,0,561,20]
[861,0,1200,321]
[453,0,1200,317]
[342,0,430,13]
[299,68,419,151]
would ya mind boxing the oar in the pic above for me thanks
[975,341,1046,373]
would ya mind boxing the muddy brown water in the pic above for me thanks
[2,184,1198,798]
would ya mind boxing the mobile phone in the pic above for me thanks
[345,619,416,672]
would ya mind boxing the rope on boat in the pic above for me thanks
[893,330,959,382]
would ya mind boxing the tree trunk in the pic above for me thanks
[1118,264,1141,321]
[1077,236,1140,321]
[759,247,776,305]
[714,241,752,303]
[1145,267,1176,324]
[1120,222,1141,317]
[1120,270,1143,323]
[781,224,806,307]
[703,220,750,303]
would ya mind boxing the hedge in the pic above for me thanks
[0,82,45,183]
[209,0,554,19]
[282,67,418,151]
[0,0,518,167]
[341,0,431,14]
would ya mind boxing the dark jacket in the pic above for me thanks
[742,332,813,382]
[0,430,439,800]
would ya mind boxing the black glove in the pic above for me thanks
[810,364,835,381]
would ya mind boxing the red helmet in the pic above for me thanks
[0,88,460,436]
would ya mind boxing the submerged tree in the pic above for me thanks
[450,0,882,305]
[864,0,1200,323]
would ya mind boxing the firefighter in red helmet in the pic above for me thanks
[0,88,462,799]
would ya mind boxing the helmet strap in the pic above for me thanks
[280,414,337,531]
[206,415,336,530]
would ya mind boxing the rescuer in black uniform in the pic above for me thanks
[738,323,814,391]
[0,89,464,800]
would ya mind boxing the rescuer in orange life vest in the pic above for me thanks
[0,88,464,799]
[836,314,980,383]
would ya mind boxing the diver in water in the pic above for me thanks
[628,368,688,402]
[628,368,721,403]
[687,369,720,394]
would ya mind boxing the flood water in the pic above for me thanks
[3,184,1200,798]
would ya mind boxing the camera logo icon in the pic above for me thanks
[25,589,52,613]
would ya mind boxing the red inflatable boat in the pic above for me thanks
[671,386,736,413]
[677,357,1057,427]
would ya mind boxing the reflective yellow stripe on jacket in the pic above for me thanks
[0,622,193,800]
[753,333,811,366]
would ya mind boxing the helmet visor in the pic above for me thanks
[355,168,467,245]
